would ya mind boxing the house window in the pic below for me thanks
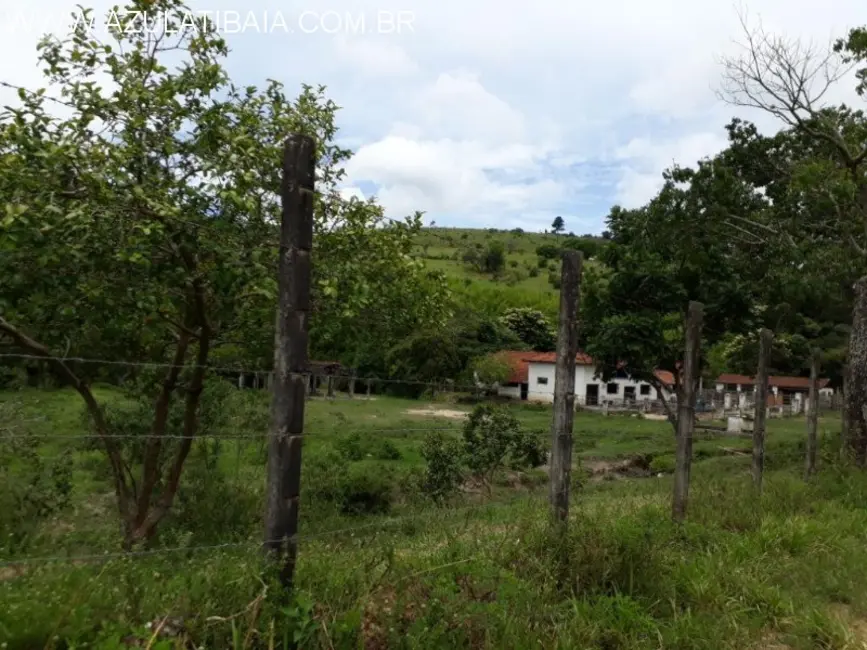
[725,383,738,392]
[537,377,549,385]
[640,385,651,395]
[606,383,618,394]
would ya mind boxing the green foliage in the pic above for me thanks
[420,431,464,503]
[462,404,535,486]
[551,216,565,234]
[472,352,514,386]
[507,429,547,469]
[482,240,506,275]
[536,244,561,260]
[499,307,556,352]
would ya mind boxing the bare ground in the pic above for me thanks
[404,408,468,420]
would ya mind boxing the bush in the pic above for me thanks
[336,432,365,461]
[509,259,519,268]
[421,431,465,503]
[536,243,561,260]
[339,466,394,515]
[529,266,540,278]
[374,439,403,461]
[0,410,73,553]
[509,430,547,469]
[463,405,520,485]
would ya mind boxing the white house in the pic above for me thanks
[494,351,674,405]
[714,373,833,407]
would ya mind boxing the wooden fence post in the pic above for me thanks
[805,347,821,478]
[326,374,335,399]
[672,301,703,523]
[841,363,849,459]
[264,133,315,590]
[348,375,356,398]
[752,328,773,493]
[550,251,583,524]
[366,378,372,398]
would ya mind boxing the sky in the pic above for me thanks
[0,0,864,234]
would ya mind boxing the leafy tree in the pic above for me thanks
[583,159,770,429]
[462,404,538,492]
[0,0,448,546]
[471,352,513,387]
[719,19,867,460]
[482,240,506,275]
[551,216,565,234]
[420,431,465,503]
[536,244,561,260]
[500,307,556,352]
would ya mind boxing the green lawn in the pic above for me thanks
[1,384,861,649]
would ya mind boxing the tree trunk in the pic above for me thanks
[805,348,821,478]
[752,328,772,493]
[846,276,867,466]
[672,302,703,523]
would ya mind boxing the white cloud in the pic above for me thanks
[612,132,731,207]
[1,0,865,231]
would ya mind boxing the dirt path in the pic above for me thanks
[404,408,468,420]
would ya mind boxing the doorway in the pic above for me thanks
[586,384,599,406]
[624,386,636,404]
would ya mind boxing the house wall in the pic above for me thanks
[497,384,522,399]
[526,362,670,404]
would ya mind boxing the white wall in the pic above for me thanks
[527,362,557,402]
[526,362,669,404]
[496,384,522,399]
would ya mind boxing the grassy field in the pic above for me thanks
[412,227,600,319]
[2,384,865,649]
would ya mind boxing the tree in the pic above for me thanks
[551,216,565,234]
[583,160,770,430]
[500,307,556,352]
[719,19,867,460]
[482,240,506,275]
[0,0,449,546]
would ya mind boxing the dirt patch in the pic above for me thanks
[642,413,669,421]
[582,456,653,480]
[828,603,867,643]
[405,408,468,420]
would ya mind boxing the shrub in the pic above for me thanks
[374,439,403,461]
[421,431,465,503]
[509,429,547,469]
[463,405,520,486]
[0,411,73,553]
[339,466,394,515]
[529,266,540,278]
[336,432,365,461]
[536,243,561,260]
[509,259,519,268]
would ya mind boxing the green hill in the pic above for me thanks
[413,227,608,320]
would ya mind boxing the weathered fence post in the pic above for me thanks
[672,301,703,523]
[550,251,583,524]
[752,328,773,493]
[264,133,315,590]
[846,276,867,465]
[366,378,372,398]
[326,374,335,399]
[805,347,821,478]
[348,375,356,398]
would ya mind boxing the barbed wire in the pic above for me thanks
[0,489,550,568]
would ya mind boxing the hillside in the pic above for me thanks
[413,227,608,320]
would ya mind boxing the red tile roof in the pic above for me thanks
[496,350,674,388]
[517,351,595,365]
[716,373,830,390]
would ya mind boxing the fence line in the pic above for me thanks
[0,488,553,569]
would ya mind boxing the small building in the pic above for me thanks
[494,350,674,405]
[714,373,832,406]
